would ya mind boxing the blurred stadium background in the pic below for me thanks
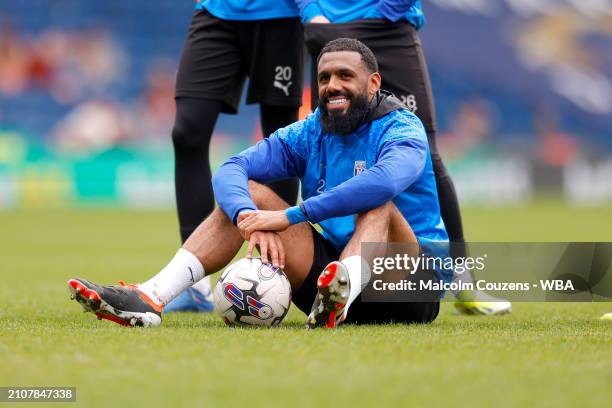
[1,3,611,405]
[0,0,611,210]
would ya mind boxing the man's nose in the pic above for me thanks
[327,75,342,92]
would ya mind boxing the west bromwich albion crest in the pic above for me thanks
[354,160,366,176]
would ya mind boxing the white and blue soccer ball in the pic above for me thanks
[213,257,291,327]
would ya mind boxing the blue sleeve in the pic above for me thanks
[294,1,323,22]
[286,205,308,224]
[302,121,427,223]
[212,122,308,224]
[376,0,417,22]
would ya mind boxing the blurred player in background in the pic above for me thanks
[295,0,511,315]
[165,0,304,312]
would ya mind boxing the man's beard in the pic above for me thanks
[319,91,370,135]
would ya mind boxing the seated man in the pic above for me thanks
[67,38,448,329]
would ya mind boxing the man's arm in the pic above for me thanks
[302,136,427,223]
[239,134,428,237]
[212,127,307,225]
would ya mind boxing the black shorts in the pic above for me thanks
[292,227,440,325]
[304,20,438,153]
[175,9,304,113]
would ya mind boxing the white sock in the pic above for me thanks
[340,255,370,318]
[139,248,205,306]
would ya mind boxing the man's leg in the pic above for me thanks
[340,202,418,306]
[70,96,225,322]
[167,10,245,312]
[142,181,314,307]
[340,201,417,258]
[67,205,244,326]
[173,98,222,242]
[182,181,314,290]
[68,182,315,326]
[307,202,431,328]
[164,97,222,313]
[342,204,441,325]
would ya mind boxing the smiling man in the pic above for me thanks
[316,49,374,135]
[67,38,448,329]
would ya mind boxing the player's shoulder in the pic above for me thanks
[377,108,425,133]
[271,111,320,158]
[272,113,312,139]
[372,108,427,143]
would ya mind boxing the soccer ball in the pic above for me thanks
[213,257,291,327]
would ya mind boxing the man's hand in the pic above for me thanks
[238,210,290,239]
[246,231,285,268]
[310,15,330,24]
[236,211,254,240]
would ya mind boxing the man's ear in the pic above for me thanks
[368,72,381,98]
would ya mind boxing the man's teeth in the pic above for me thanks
[328,98,347,105]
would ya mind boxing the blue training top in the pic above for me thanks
[213,107,447,257]
[295,0,424,29]
[195,0,299,21]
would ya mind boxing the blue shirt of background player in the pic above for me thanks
[295,1,424,29]
[212,106,451,283]
[195,0,299,21]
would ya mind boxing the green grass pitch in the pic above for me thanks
[1,202,611,407]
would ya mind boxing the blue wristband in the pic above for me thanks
[285,206,308,224]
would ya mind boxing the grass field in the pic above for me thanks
[1,202,611,407]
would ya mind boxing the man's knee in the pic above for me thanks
[248,181,267,205]
[172,101,214,151]
[208,206,232,224]
[355,202,395,225]
[248,181,288,210]
[172,118,203,151]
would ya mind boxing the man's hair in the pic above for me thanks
[317,38,379,73]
